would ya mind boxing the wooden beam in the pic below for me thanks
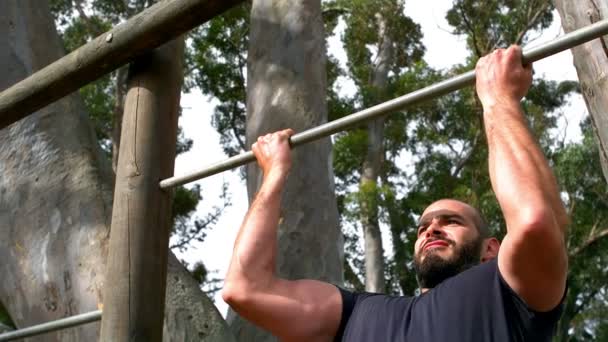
[99,38,183,342]
[0,0,243,130]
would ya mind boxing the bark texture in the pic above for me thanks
[227,0,344,340]
[0,1,235,340]
[0,1,111,340]
[554,0,608,184]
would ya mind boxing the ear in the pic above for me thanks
[480,237,500,263]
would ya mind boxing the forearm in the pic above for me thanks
[225,171,286,290]
[484,102,568,232]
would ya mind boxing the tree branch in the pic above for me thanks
[514,1,551,45]
[571,285,603,318]
[452,132,481,178]
[458,3,483,58]
[170,187,231,251]
[569,226,608,258]
[230,100,246,151]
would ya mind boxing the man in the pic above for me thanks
[222,45,568,341]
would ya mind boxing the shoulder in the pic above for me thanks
[443,259,564,340]
[337,287,413,318]
[334,287,414,341]
[434,258,499,294]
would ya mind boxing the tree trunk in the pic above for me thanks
[554,0,608,184]
[0,1,234,340]
[227,0,344,340]
[360,116,386,293]
[360,12,393,293]
[0,2,111,340]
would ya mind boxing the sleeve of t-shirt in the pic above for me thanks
[333,287,378,342]
[496,265,566,340]
[333,287,355,342]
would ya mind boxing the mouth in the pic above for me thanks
[424,240,450,250]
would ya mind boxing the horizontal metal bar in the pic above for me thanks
[0,0,243,130]
[160,18,608,189]
[0,310,101,341]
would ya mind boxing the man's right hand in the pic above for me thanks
[251,128,294,182]
[475,45,532,110]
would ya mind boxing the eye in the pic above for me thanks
[446,218,462,226]
[417,225,428,236]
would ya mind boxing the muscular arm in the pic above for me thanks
[222,129,342,341]
[476,46,568,312]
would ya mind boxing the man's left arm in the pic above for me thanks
[476,46,568,312]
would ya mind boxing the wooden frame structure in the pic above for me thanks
[1,1,608,340]
[0,0,242,341]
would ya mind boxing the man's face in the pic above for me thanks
[413,199,484,289]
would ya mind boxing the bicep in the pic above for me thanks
[498,219,567,312]
[228,278,343,341]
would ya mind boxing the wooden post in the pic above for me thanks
[99,38,183,342]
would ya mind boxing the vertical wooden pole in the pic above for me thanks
[100,38,184,342]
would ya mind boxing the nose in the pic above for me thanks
[426,218,444,238]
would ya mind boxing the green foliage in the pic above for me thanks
[0,301,15,331]
[325,1,426,293]
[446,0,554,58]
[81,74,115,153]
[333,3,425,171]
[552,119,608,340]
[339,0,425,106]
[333,130,367,184]
[180,260,223,299]
[170,183,231,253]
[187,3,250,157]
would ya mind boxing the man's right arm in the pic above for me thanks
[222,129,343,342]
[476,46,568,312]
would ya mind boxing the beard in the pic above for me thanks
[413,236,483,289]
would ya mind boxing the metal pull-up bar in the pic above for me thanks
[0,310,101,342]
[159,17,608,190]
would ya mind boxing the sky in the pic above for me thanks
[172,1,586,317]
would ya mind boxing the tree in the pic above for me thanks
[553,118,608,341]
[0,1,234,340]
[388,1,608,339]
[552,1,608,339]
[553,1,608,187]
[225,0,344,340]
[327,0,424,292]
[187,3,251,159]
[333,0,578,298]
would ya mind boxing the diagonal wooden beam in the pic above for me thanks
[0,0,243,130]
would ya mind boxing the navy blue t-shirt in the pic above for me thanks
[335,259,564,341]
